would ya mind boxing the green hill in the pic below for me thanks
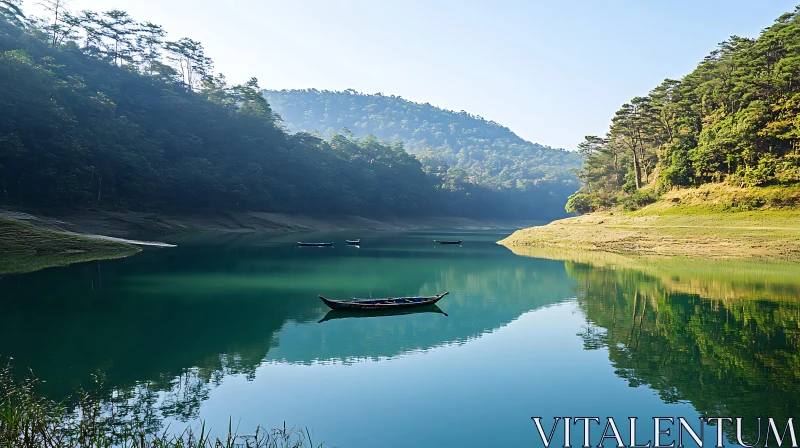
[265,89,581,219]
[0,2,565,221]
[567,6,800,214]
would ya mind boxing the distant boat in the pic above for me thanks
[434,240,462,245]
[318,292,449,311]
[346,239,360,244]
[297,242,334,247]
[318,305,447,323]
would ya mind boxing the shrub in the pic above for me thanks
[775,154,800,183]
[565,192,594,215]
[621,190,658,211]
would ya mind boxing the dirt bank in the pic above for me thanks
[1,208,542,238]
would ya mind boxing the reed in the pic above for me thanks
[0,362,322,448]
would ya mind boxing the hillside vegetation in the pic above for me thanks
[265,89,581,219]
[567,6,800,214]
[0,1,560,220]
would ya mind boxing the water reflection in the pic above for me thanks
[560,255,800,445]
[317,305,448,323]
[0,231,574,414]
[2,234,799,446]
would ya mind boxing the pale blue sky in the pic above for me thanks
[28,1,798,149]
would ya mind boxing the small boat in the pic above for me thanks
[434,240,462,245]
[318,292,449,311]
[297,242,334,247]
[318,305,447,323]
[346,239,360,244]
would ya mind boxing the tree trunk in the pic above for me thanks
[631,149,643,189]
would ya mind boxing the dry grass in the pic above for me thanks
[499,185,800,262]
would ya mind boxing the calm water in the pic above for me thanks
[1,230,799,447]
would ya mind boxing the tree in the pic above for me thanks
[610,99,649,189]
[38,0,69,46]
[135,21,165,75]
[98,9,137,66]
[166,38,212,90]
[232,77,275,122]
[0,0,25,26]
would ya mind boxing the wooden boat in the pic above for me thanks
[318,304,447,323]
[318,291,449,311]
[297,242,334,247]
[434,240,462,245]
[346,239,360,244]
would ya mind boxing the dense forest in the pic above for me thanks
[265,89,581,216]
[0,1,568,220]
[568,6,800,214]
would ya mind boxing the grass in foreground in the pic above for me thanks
[0,218,140,275]
[0,363,323,448]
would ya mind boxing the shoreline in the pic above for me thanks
[1,208,544,239]
[0,208,541,275]
[0,217,141,275]
[498,209,800,262]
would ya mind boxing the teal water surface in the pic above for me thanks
[1,230,798,447]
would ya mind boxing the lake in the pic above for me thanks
[1,230,799,447]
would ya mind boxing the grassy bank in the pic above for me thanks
[499,185,800,262]
[0,218,140,275]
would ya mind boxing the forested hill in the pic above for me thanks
[568,6,800,214]
[0,1,567,220]
[264,89,581,193]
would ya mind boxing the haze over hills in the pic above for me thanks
[0,5,572,221]
[265,89,581,217]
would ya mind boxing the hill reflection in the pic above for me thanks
[0,231,576,417]
[562,257,800,445]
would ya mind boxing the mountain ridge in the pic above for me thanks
[264,88,580,191]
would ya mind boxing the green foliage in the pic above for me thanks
[660,135,695,189]
[264,89,581,219]
[622,190,658,211]
[736,153,779,187]
[776,154,800,183]
[573,7,800,206]
[621,175,638,194]
[565,192,594,215]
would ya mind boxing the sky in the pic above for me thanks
[26,0,799,150]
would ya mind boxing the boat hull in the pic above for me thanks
[297,242,334,246]
[318,292,449,311]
